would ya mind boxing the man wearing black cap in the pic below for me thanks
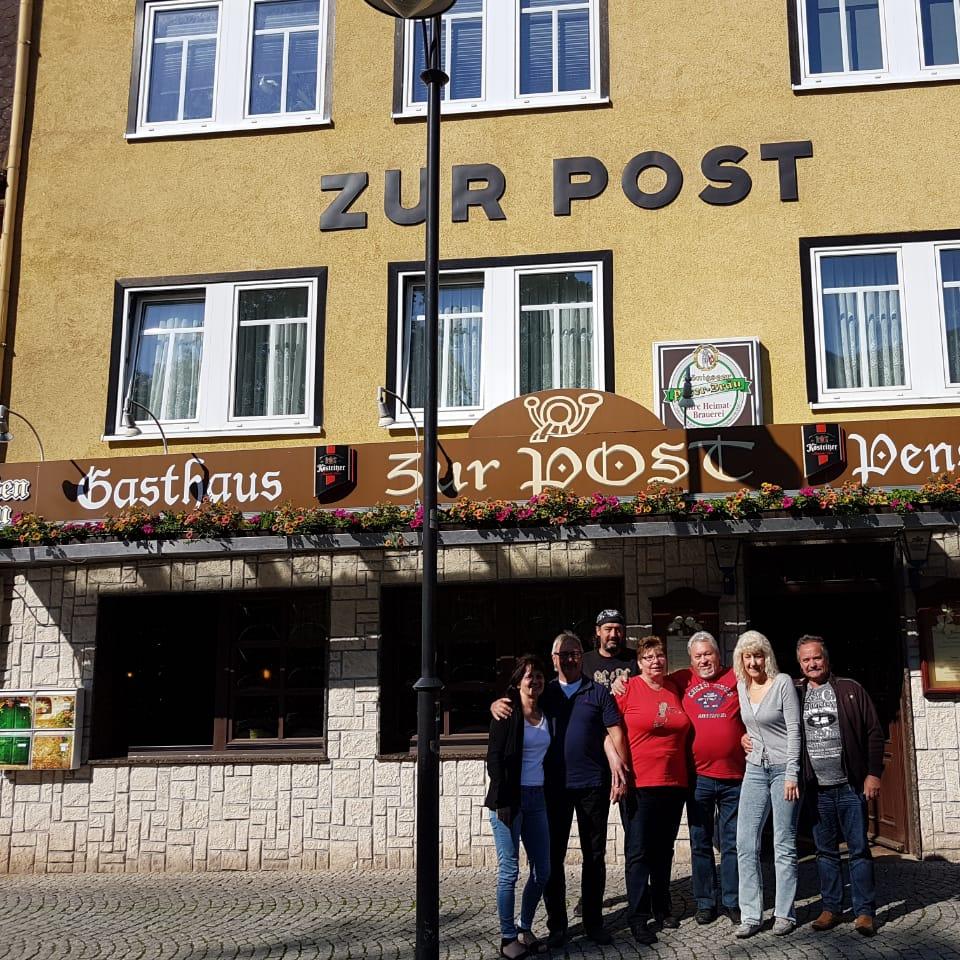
[582,609,639,692]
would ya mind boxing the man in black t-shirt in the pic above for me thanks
[581,609,639,691]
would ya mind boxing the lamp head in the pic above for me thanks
[376,386,396,427]
[0,405,11,444]
[364,0,456,16]
[117,400,143,439]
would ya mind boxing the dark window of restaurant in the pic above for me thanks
[379,578,622,754]
[91,590,329,757]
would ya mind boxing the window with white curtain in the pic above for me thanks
[111,269,325,439]
[396,0,606,116]
[519,270,595,393]
[807,238,960,406]
[405,279,484,410]
[794,0,960,87]
[391,255,608,425]
[130,296,206,421]
[233,285,310,418]
[129,0,332,137]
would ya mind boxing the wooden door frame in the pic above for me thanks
[743,536,920,856]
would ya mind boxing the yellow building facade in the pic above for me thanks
[0,0,958,872]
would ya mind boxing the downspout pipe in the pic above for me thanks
[0,0,35,402]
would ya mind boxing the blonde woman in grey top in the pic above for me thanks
[732,631,801,939]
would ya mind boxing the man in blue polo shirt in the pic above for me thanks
[539,630,629,947]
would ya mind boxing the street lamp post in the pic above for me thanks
[363,4,453,959]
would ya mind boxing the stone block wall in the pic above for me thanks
[904,532,960,860]
[1,532,953,870]
[0,537,728,873]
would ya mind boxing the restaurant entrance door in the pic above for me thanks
[746,540,914,853]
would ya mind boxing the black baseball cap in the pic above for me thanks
[595,609,625,627]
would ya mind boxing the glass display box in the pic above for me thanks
[0,690,83,770]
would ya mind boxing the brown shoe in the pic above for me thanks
[811,911,841,931]
[854,915,876,937]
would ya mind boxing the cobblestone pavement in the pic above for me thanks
[0,857,956,960]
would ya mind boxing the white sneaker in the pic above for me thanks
[735,922,762,939]
[773,918,796,936]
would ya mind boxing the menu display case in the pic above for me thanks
[0,690,83,770]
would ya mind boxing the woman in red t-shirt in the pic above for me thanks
[615,636,694,945]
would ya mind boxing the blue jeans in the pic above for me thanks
[812,783,876,918]
[736,762,799,924]
[687,775,741,912]
[489,786,551,939]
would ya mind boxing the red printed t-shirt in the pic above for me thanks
[615,676,692,788]
[670,666,746,780]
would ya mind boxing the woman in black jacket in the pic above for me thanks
[486,654,552,959]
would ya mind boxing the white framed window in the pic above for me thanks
[128,0,333,138]
[518,267,596,394]
[794,0,960,88]
[396,0,607,117]
[108,268,326,440]
[387,254,610,427]
[807,237,960,407]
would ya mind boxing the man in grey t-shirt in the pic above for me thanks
[797,636,884,938]
[802,681,845,787]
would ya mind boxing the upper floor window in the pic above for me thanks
[128,0,333,138]
[803,233,960,407]
[384,252,612,427]
[395,0,608,117]
[107,267,326,440]
[793,0,960,88]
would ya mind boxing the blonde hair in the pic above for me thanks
[733,630,779,685]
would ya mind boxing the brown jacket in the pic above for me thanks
[798,675,885,792]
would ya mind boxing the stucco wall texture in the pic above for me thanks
[6,1,960,461]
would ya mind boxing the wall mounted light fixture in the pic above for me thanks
[117,397,169,455]
[0,405,44,461]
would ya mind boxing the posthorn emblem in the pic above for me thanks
[525,393,604,443]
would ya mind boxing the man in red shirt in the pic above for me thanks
[670,631,745,926]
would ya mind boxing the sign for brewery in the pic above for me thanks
[655,338,761,429]
[1,391,959,520]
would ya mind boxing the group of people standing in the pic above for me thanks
[484,609,886,955]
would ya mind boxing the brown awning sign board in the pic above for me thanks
[0,391,957,521]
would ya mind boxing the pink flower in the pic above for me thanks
[781,496,795,509]
[799,487,815,497]
[142,524,155,535]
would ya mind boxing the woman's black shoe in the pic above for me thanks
[695,908,717,925]
[630,923,657,946]
[654,914,680,930]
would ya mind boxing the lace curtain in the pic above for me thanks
[406,282,483,409]
[234,287,309,417]
[131,300,205,421]
[519,270,594,393]
[820,253,903,390]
